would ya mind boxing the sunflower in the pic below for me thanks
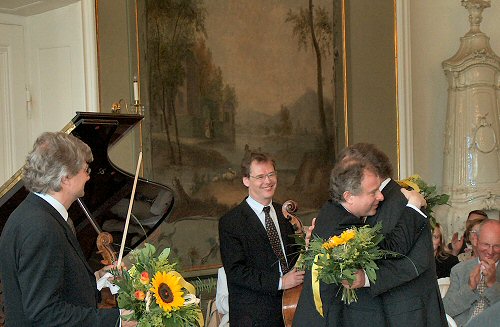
[150,271,185,312]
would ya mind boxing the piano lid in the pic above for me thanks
[0,112,175,270]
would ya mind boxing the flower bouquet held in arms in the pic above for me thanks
[397,174,450,229]
[302,223,396,310]
[111,243,203,327]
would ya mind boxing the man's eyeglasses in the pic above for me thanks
[249,171,277,181]
[84,166,91,175]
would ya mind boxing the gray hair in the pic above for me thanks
[23,132,93,193]
[329,158,376,203]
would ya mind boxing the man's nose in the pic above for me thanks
[376,191,384,202]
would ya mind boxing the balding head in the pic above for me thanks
[476,219,500,262]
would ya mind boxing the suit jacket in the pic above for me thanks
[294,198,428,327]
[464,300,500,327]
[0,193,119,326]
[218,199,299,327]
[443,258,500,327]
[366,179,447,327]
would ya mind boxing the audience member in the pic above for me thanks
[434,223,460,278]
[449,210,488,259]
[443,219,500,327]
[215,267,229,327]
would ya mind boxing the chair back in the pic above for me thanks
[446,314,457,327]
[438,277,450,298]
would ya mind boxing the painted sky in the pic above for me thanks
[203,0,333,116]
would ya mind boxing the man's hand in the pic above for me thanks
[282,268,305,290]
[450,232,464,256]
[94,264,115,281]
[468,264,481,290]
[120,309,138,327]
[341,269,365,289]
[401,188,427,208]
[304,218,317,249]
[480,259,497,287]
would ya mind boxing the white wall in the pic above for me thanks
[410,0,500,188]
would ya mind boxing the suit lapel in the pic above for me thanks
[241,200,269,243]
[30,194,95,275]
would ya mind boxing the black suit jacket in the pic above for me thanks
[0,193,119,326]
[218,199,299,327]
[294,197,429,327]
[366,179,447,327]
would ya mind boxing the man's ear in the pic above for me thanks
[342,191,352,204]
[243,176,250,187]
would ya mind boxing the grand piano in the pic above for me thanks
[0,112,176,325]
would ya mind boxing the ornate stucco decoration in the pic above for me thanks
[439,0,500,237]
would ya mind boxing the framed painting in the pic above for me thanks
[96,0,400,277]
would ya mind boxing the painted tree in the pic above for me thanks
[145,0,206,164]
[286,0,334,158]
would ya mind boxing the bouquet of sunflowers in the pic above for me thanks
[397,174,449,229]
[111,243,203,327]
[303,224,395,308]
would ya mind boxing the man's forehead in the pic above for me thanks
[362,170,381,189]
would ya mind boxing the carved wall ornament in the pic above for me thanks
[472,114,497,153]
[440,0,500,239]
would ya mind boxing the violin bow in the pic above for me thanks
[116,151,143,268]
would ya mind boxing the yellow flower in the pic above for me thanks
[150,271,185,312]
[323,235,345,249]
[340,229,356,243]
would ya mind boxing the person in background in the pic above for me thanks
[449,210,488,259]
[443,219,500,327]
[215,267,229,327]
[434,223,460,278]
[0,132,135,326]
[218,152,304,327]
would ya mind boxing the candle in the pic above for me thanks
[133,77,139,102]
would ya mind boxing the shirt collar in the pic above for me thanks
[34,192,69,221]
[380,177,391,191]
[246,195,272,214]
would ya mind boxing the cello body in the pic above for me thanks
[281,200,304,327]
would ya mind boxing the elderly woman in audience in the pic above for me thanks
[434,223,459,278]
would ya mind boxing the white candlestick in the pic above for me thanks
[133,78,139,102]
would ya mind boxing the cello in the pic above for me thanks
[281,200,305,327]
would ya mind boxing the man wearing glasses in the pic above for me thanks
[443,219,500,326]
[219,152,305,327]
[0,132,135,326]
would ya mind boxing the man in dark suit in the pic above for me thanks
[218,152,304,327]
[0,132,135,326]
[294,153,429,327]
[344,143,447,327]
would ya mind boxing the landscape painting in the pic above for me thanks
[139,0,342,276]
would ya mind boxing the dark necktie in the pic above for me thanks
[472,272,489,317]
[263,206,289,274]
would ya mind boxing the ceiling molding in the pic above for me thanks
[0,0,79,16]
